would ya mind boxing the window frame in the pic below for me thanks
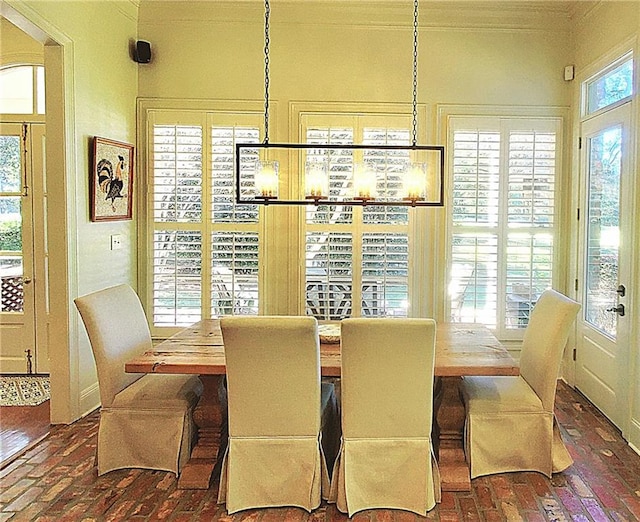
[582,51,634,119]
[139,100,266,337]
[440,106,568,341]
[294,105,433,319]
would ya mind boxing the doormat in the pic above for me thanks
[0,376,50,406]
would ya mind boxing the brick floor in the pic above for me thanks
[1,382,639,521]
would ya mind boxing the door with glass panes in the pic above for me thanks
[0,122,47,374]
[576,101,632,430]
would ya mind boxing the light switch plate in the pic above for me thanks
[110,234,123,250]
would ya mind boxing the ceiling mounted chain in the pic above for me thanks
[263,0,271,144]
[412,0,419,147]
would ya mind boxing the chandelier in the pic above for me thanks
[235,0,444,207]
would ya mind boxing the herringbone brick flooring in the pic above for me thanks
[1,381,639,521]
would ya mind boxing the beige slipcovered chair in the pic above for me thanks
[217,315,339,514]
[460,289,580,479]
[74,284,203,476]
[329,318,441,516]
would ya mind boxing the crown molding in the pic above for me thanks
[139,1,573,32]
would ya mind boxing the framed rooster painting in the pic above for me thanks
[90,137,134,221]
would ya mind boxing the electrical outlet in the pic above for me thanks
[110,234,123,250]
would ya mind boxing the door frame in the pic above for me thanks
[575,101,633,432]
[2,1,78,423]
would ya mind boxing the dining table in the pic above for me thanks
[125,319,518,492]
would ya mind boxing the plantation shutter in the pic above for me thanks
[151,118,204,327]
[148,111,262,331]
[448,117,560,337]
[302,113,411,318]
[210,125,260,316]
[505,129,555,329]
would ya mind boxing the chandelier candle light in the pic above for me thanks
[404,162,428,202]
[305,159,330,201]
[236,0,444,207]
[353,163,378,202]
[255,160,279,199]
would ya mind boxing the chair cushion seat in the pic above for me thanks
[112,373,202,410]
[462,375,544,414]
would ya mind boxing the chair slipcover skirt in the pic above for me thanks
[220,437,323,513]
[331,439,439,516]
[461,375,572,478]
[98,373,202,476]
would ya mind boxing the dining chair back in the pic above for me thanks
[217,315,338,514]
[329,317,440,516]
[519,290,581,411]
[460,289,580,479]
[75,284,202,476]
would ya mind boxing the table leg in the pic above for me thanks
[177,374,227,489]
[434,376,471,491]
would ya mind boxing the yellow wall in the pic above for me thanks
[138,2,572,116]
[573,1,639,69]
[0,17,43,65]
[3,0,139,422]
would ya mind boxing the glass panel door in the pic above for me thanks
[0,132,25,313]
[0,123,37,374]
[584,125,621,338]
[576,101,632,431]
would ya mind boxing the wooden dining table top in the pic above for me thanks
[125,319,519,378]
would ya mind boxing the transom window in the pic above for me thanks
[0,65,45,115]
[586,55,633,116]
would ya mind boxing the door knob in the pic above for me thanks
[606,303,625,317]
[22,277,32,284]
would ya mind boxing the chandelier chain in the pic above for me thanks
[263,0,271,144]
[412,0,419,146]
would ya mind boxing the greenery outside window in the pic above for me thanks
[586,55,633,116]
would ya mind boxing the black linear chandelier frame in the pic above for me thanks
[235,142,445,207]
[234,0,445,208]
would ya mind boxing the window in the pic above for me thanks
[447,117,560,338]
[0,65,45,115]
[586,55,633,115]
[149,111,262,330]
[302,114,412,319]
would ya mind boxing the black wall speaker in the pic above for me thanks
[133,40,152,64]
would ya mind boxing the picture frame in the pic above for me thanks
[90,136,134,222]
